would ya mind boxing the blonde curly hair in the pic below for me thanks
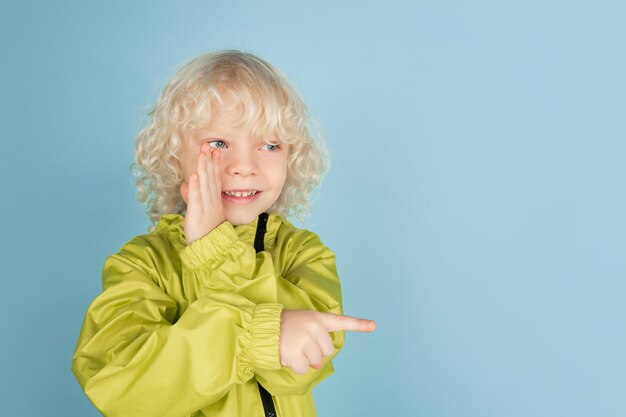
[132,50,330,227]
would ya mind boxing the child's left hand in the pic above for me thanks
[279,310,376,374]
[180,144,226,244]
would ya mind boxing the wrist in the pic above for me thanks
[180,221,237,268]
[247,303,283,370]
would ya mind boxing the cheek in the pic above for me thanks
[261,154,288,185]
[275,158,289,186]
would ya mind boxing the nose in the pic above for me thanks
[224,147,258,177]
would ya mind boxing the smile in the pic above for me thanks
[222,190,262,205]
[223,190,258,197]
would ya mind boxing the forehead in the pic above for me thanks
[195,115,253,139]
[192,106,280,142]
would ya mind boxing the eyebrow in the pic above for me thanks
[195,133,228,143]
[197,133,282,142]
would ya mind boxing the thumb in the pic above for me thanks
[319,312,376,333]
[180,181,189,204]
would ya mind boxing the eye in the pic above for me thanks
[261,143,280,151]
[208,140,227,149]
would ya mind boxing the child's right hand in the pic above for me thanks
[179,144,226,244]
[279,310,376,374]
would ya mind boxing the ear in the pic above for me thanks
[180,181,189,204]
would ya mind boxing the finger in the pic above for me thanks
[204,148,216,193]
[212,150,222,195]
[317,332,335,357]
[186,175,201,210]
[207,149,221,203]
[290,354,309,375]
[197,150,210,208]
[303,343,323,369]
[320,312,376,333]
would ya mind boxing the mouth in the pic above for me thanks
[223,190,259,197]
[222,190,262,204]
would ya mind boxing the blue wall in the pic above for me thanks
[1,1,625,416]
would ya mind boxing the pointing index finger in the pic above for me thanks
[322,313,376,333]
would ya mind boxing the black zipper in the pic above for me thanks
[254,212,278,417]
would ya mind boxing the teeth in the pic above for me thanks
[224,190,257,197]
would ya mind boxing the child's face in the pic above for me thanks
[180,112,289,226]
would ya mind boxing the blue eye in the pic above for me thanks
[262,143,279,151]
[208,140,227,149]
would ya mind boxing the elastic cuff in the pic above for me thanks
[249,303,283,370]
[180,222,238,269]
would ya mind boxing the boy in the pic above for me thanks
[72,50,375,417]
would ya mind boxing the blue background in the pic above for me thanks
[1,1,625,416]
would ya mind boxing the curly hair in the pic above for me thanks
[132,50,330,227]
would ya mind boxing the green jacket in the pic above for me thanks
[71,213,344,417]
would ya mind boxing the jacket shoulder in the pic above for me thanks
[275,218,321,248]
[103,216,185,292]
[273,218,335,272]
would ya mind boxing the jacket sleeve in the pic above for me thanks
[71,232,283,417]
[183,223,345,396]
[255,231,345,396]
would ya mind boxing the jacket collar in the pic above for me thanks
[155,213,283,250]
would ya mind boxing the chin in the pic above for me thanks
[225,211,261,226]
